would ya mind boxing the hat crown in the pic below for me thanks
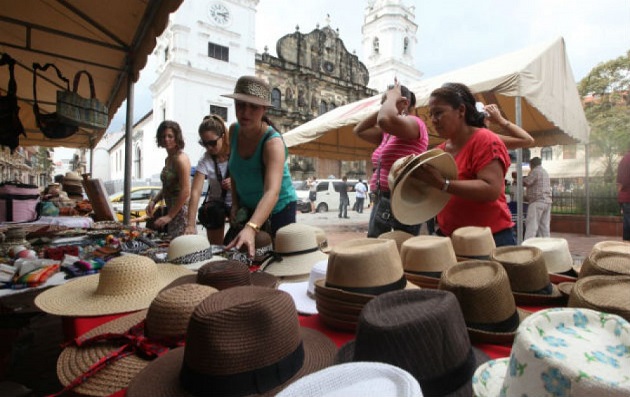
[401,235,457,273]
[274,223,319,253]
[491,246,550,292]
[196,259,253,290]
[451,226,496,258]
[568,275,630,321]
[378,230,414,253]
[95,255,161,296]
[522,237,573,273]
[580,250,630,278]
[233,76,270,101]
[167,235,211,260]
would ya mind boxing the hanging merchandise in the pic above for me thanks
[32,63,79,139]
[0,53,26,153]
[56,70,108,129]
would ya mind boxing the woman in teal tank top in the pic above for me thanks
[221,76,297,258]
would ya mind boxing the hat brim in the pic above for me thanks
[278,281,317,315]
[472,358,509,397]
[161,270,278,292]
[549,271,578,284]
[557,281,575,297]
[404,272,440,289]
[126,327,336,397]
[164,254,225,271]
[34,264,193,316]
[512,283,566,306]
[314,278,418,306]
[467,308,531,346]
[391,152,458,225]
[389,149,445,192]
[318,311,360,332]
[220,93,273,107]
[262,251,329,278]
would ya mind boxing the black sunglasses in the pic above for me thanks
[199,138,220,147]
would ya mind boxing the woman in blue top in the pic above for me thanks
[222,75,297,257]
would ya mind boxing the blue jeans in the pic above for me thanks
[367,195,421,237]
[622,202,630,241]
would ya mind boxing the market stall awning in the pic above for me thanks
[0,0,183,149]
[284,37,590,160]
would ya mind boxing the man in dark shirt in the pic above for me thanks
[617,143,630,241]
[338,176,350,219]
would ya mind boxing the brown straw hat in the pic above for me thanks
[126,286,336,397]
[567,275,630,322]
[401,235,458,289]
[591,240,630,256]
[490,246,565,306]
[388,149,445,193]
[55,283,218,396]
[221,75,273,107]
[450,226,496,259]
[34,254,193,316]
[377,230,415,254]
[438,260,529,345]
[336,289,489,397]
[557,250,630,296]
[521,237,576,281]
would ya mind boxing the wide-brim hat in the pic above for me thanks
[521,237,576,277]
[557,250,630,297]
[34,254,193,316]
[260,223,328,279]
[278,259,327,315]
[402,235,458,289]
[567,275,630,322]
[490,246,565,306]
[388,148,445,193]
[126,286,336,397]
[164,235,224,270]
[276,362,424,397]
[164,259,279,291]
[56,284,218,396]
[337,289,489,397]
[450,226,496,259]
[300,224,331,253]
[378,230,415,254]
[391,151,458,225]
[221,75,273,107]
[473,308,630,397]
[438,260,529,345]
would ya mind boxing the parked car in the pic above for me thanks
[109,186,162,221]
[296,179,370,213]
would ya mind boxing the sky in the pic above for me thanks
[60,0,627,162]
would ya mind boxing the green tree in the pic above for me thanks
[578,50,630,183]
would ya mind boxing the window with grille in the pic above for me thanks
[271,88,281,108]
[210,105,228,122]
[208,42,229,62]
[541,147,553,161]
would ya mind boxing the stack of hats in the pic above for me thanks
[63,171,85,201]
[279,259,327,315]
[314,238,415,331]
[451,226,496,260]
[401,235,458,289]
[521,237,577,283]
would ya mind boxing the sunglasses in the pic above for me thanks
[199,138,220,147]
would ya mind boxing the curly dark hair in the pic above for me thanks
[156,120,185,149]
[198,114,230,157]
[430,82,485,127]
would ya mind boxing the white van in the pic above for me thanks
[296,179,370,213]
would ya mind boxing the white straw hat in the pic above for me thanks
[278,259,328,315]
[451,226,495,259]
[521,237,574,274]
[165,235,223,270]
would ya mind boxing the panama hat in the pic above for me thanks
[55,283,218,396]
[401,235,458,289]
[337,289,489,397]
[388,149,445,193]
[490,246,565,305]
[278,259,327,315]
[521,237,577,282]
[126,286,336,397]
[473,307,630,397]
[557,250,630,296]
[164,235,223,271]
[226,230,275,266]
[391,151,457,225]
[378,230,415,254]
[438,260,529,345]
[260,223,328,279]
[301,224,331,253]
[34,254,193,316]
[276,362,423,397]
[164,258,278,291]
[567,275,630,322]
[450,226,495,259]
[221,75,273,107]
[591,240,630,255]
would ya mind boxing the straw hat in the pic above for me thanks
[126,286,336,397]
[450,226,496,259]
[260,223,328,279]
[388,149,445,193]
[557,250,630,296]
[401,235,458,289]
[301,224,330,253]
[164,259,279,291]
[165,235,223,271]
[591,240,630,255]
[221,75,273,107]
[473,308,630,397]
[314,238,417,331]
[337,289,489,397]
[278,259,328,315]
[567,275,630,322]
[64,171,82,181]
[378,230,415,254]
[490,246,565,305]
[438,260,529,345]
[55,283,218,396]
[276,362,423,397]
[34,254,193,316]
[521,237,576,280]
[391,151,458,225]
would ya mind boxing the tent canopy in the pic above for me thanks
[0,0,183,149]
[284,37,590,160]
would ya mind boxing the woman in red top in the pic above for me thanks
[417,82,515,246]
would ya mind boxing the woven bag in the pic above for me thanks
[32,63,79,139]
[57,70,108,129]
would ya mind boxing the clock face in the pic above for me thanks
[209,2,231,25]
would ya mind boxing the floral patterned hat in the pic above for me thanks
[472,307,630,397]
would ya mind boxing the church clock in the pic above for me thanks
[208,2,231,26]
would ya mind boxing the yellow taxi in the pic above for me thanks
[109,186,163,221]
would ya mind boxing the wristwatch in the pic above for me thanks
[246,221,260,233]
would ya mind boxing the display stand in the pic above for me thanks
[81,174,117,222]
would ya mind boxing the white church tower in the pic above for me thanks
[362,0,422,91]
[150,0,259,165]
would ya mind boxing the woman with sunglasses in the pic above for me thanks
[221,76,297,257]
[146,120,191,238]
[185,115,232,244]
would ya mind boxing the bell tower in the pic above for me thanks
[362,0,422,91]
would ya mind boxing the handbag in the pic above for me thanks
[56,70,108,129]
[198,155,229,229]
[0,53,26,153]
[32,63,79,139]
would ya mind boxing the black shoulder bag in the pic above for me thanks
[0,53,26,153]
[198,155,230,229]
